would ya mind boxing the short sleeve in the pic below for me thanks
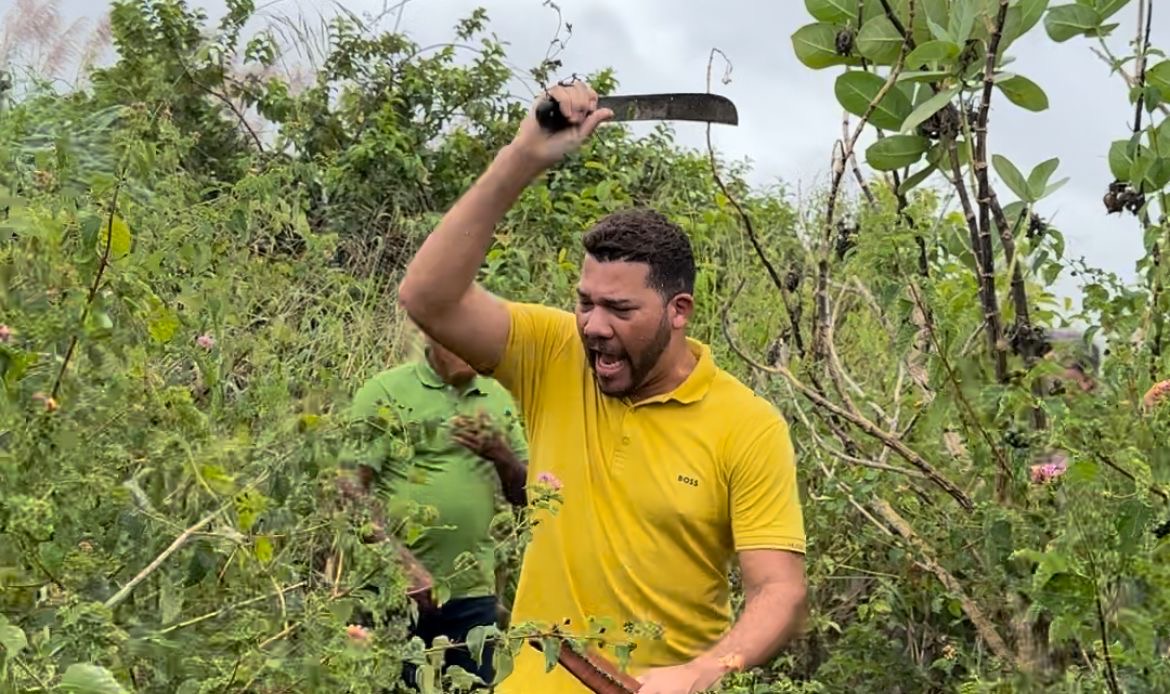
[490,301,576,419]
[726,413,806,554]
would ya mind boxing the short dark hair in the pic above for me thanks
[581,208,695,299]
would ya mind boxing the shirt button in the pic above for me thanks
[622,435,631,444]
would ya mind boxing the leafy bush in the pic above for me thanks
[1,0,1169,692]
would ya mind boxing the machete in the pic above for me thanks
[535,92,738,133]
[527,638,642,693]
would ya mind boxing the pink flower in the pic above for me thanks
[0,324,10,343]
[1143,380,1170,411]
[536,471,563,490]
[345,624,370,645]
[195,334,216,350]
[1030,453,1068,484]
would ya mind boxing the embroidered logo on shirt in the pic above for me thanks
[677,474,699,487]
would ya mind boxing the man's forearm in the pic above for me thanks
[696,583,807,671]
[489,449,528,506]
[398,145,543,319]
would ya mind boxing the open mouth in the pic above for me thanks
[591,350,626,379]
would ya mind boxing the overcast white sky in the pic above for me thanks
[30,0,1170,306]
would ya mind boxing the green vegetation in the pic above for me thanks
[1,0,1168,691]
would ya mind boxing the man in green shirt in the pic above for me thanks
[342,332,529,689]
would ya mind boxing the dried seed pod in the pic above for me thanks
[835,28,855,56]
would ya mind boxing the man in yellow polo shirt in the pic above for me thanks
[397,79,807,693]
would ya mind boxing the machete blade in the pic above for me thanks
[597,93,738,126]
[535,91,739,132]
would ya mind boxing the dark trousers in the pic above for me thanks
[401,596,498,691]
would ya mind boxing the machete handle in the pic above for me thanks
[535,93,572,133]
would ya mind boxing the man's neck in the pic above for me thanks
[629,339,697,402]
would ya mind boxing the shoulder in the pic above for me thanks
[705,368,793,459]
[351,363,418,407]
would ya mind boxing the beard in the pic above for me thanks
[583,314,672,398]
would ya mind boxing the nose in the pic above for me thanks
[581,310,614,340]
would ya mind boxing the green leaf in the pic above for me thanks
[898,163,938,193]
[254,535,273,563]
[1005,0,1052,42]
[1093,0,1128,22]
[995,74,1050,111]
[59,664,129,694]
[539,637,561,672]
[992,154,1030,200]
[0,621,27,656]
[833,71,913,131]
[1043,3,1101,42]
[1027,157,1060,199]
[1063,459,1099,483]
[1044,176,1070,198]
[491,642,515,684]
[792,23,854,69]
[148,306,180,344]
[900,85,958,133]
[1109,138,1136,181]
[1146,61,1170,98]
[1116,499,1152,555]
[857,15,904,64]
[926,17,952,42]
[805,0,858,22]
[948,0,978,44]
[1042,572,1096,603]
[466,624,497,665]
[904,40,960,68]
[97,213,131,260]
[1146,156,1170,189]
[897,69,952,83]
[866,134,930,171]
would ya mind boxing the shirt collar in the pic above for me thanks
[414,358,486,396]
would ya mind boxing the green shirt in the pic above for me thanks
[348,358,528,600]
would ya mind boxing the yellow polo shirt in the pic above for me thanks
[490,301,805,693]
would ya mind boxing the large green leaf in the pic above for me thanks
[898,162,938,193]
[857,15,904,65]
[1004,0,1052,43]
[1147,61,1170,100]
[995,74,1050,112]
[834,71,912,131]
[805,0,859,23]
[904,40,960,68]
[1027,157,1061,199]
[992,154,1031,201]
[0,620,27,656]
[947,0,978,44]
[1109,138,1136,181]
[97,213,132,260]
[1043,3,1101,42]
[59,664,129,694]
[1093,0,1129,22]
[792,23,853,69]
[866,134,930,171]
[900,85,958,133]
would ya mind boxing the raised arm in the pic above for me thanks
[396,81,613,373]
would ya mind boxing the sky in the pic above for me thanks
[27,0,1170,307]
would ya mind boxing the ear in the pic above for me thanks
[667,293,694,329]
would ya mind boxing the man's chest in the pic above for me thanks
[528,394,732,539]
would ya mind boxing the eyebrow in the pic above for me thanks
[577,288,637,309]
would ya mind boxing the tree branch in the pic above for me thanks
[870,499,1017,666]
[947,135,1007,383]
[722,288,975,511]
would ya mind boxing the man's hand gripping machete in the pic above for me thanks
[535,89,739,132]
